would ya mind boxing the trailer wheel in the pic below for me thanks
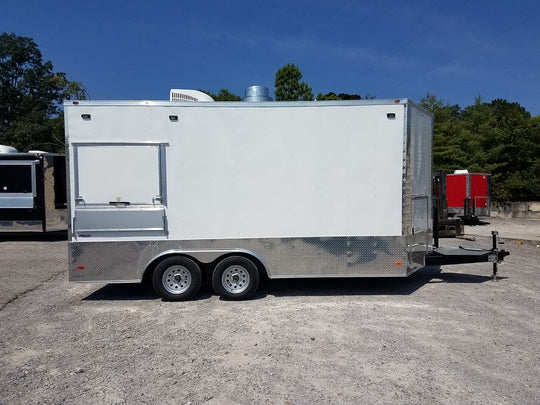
[152,256,202,301]
[212,256,260,300]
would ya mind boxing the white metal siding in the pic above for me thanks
[66,103,406,240]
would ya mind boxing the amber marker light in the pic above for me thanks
[394,261,403,266]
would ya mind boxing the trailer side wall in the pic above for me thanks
[67,103,406,240]
[66,100,433,281]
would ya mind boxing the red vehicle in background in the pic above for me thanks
[446,170,491,224]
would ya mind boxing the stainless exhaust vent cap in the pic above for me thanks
[243,86,272,102]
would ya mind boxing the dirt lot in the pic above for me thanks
[0,224,539,404]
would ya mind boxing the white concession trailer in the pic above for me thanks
[0,148,67,233]
[65,95,475,300]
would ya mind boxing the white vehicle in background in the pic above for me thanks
[0,146,67,233]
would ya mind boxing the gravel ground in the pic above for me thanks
[465,217,540,245]
[0,224,539,404]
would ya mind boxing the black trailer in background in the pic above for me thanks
[0,152,67,232]
[432,172,464,239]
[430,173,509,280]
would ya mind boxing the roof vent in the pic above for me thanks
[169,89,215,102]
[243,86,272,102]
[0,145,18,153]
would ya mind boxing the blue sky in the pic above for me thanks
[3,0,539,115]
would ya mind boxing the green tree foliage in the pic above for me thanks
[316,92,375,100]
[0,32,86,152]
[420,93,540,201]
[316,91,342,100]
[201,88,241,101]
[274,63,313,101]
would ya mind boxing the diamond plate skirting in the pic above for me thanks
[69,234,429,283]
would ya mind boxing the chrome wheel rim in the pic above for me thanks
[162,265,191,294]
[221,265,250,294]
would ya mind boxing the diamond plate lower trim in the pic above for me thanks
[69,236,427,282]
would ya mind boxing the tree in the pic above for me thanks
[419,93,466,172]
[274,63,313,101]
[0,32,86,152]
[201,88,241,101]
[316,91,341,100]
[461,99,540,200]
[420,92,540,201]
[316,92,375,100]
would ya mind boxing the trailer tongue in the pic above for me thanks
[426,231,510,280]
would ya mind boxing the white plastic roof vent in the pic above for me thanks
[169,89,215,102]
[0,145,18,153]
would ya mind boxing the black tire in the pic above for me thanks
[152,256,202,301]
[212,256,260,300]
